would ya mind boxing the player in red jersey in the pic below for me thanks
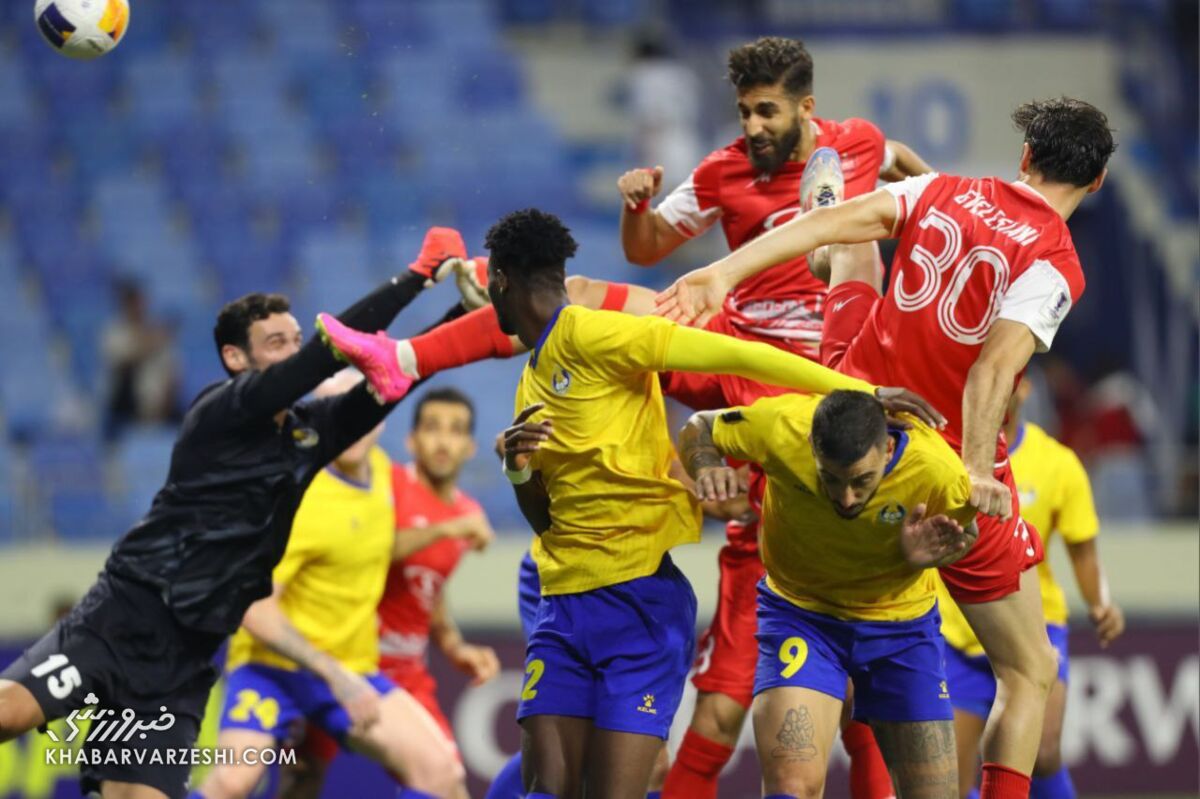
[378,387,500,746]
[656,97,1116,799]
[618,37,928,799]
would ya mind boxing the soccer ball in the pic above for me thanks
[34,0,129,59]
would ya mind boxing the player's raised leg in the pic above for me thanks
[753,687,844,797]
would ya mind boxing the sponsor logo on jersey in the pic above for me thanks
[877,503,907,524]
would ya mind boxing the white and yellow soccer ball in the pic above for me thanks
[35,0,129,59]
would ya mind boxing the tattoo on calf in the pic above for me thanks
[772,705,818,761]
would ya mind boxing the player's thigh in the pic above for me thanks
[347,688,463,789]
[953,709,987,799]
[958,569,1057,690]
[200,728,276,799]
[752,686,843,796]
[586,729,666,799]
[520,714,592,799]
[0,679,45,741]
[99,781,170,799]
[870,719,958,799]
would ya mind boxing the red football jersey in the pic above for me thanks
[658,117,886,357]
[377,464,482,674]
[841,173,1085,454]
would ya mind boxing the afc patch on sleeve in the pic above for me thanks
[1038,287,1072,328]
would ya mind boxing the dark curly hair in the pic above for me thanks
[1012,97,1116,187]
[727,37,813,97]
[811,390,888,466]
[485,208,578,288]
[213,292,291,375]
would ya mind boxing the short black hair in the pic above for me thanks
[811,391,889,466]
[213,292,291,375]
[727,37,813,97]
[1012,97,1116,187]
[412,387,475,433]
[484,208,577,289]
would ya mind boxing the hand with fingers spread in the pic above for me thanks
[899,504,975,568]
[654,266,731,328]
[504,403,552,472]
[693,464,744,504]
[873,387,947,430]
[968,471,1012,518]
[618,165,665,212]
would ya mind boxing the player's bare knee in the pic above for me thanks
[764,769,825,799]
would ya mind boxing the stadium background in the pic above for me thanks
[0,0,1196,796]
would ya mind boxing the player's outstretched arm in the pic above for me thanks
[655,190,897,327]
[231,228,466,422]
[1066,539,1125,648]
[662,325,947,429]
[961,320,1037,517]
[393,512,495,560]
[241,584,381,734]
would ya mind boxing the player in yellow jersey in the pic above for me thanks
[680,390,979,798]
[937,379,1125,799]
[195,372,462,799]
[314,208,943,799]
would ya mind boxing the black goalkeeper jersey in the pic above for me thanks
[105,272,437,636]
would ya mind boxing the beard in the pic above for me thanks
[747,119,802,176]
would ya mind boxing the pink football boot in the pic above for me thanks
[315,313,415,404]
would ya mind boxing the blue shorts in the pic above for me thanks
[945,623,1070,719]
[219,663,395,743]
[517,550,541,643]
[517,555,697,739]
[753,580,952,723]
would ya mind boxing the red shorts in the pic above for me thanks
[821,280,1045,603]
[690,541,765,708]
[660,311,801,410]
[381,660,455,742]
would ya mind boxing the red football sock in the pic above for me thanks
[409,305,515,378]
[981,762,1031,799]
[661,729,732,799]
[842,720,896,799]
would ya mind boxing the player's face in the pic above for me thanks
[813,438,894,519]
[736,84,809,175]
[409,401,476,483]
[243,313,304,372]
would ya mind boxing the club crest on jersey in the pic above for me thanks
[551,367,571,394]
[877,503,906,524]
[292,427,320,449]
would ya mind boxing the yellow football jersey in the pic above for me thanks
[712,393,975,622]
[516,305,702,595]
[939,422,1099,654]
[226,446,395,674]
